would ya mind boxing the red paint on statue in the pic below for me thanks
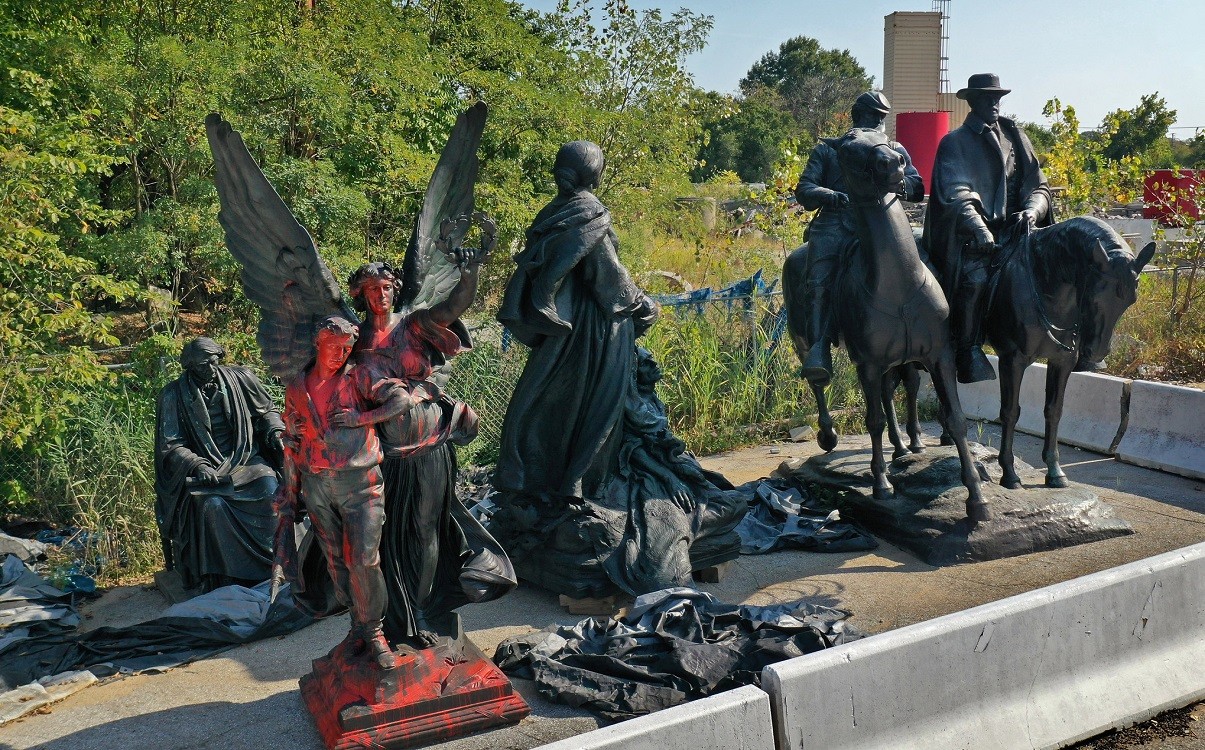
[300,636,530,749]
[283,330,385,473]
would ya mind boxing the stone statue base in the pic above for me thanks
[780,443,1133,566]
[300,635,529,749]
[153,569,195,604]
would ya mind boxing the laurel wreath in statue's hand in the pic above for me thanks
[437,211,497,271]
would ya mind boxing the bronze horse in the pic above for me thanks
[983,217,1155,489]
[784,128,987,522]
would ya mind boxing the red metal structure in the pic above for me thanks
[894,111,949,192]
[1144,169,1204,226]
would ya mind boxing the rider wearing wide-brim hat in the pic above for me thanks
[788,90,925,385]
[923,73,1053,383]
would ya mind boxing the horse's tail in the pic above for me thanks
[782,244,811,364]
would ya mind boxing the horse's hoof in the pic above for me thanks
[939,434,955,446]
[966,501,991,524]
[817,428,839,452]
[892,447,908,461]
[1045,475,1069,489]
[872,484,893,501]
[909,443,925,454]
[1000,476,1022,490]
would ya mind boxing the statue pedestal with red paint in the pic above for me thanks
[300,635,530,749]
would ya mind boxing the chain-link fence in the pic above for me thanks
[446,287,817,464]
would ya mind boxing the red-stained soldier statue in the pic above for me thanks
[277,316,412,670]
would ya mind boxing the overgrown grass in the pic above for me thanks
[618,221,795,293]
[1,376,161,583]
[641,302,852,453]
[1108,271,1205,383]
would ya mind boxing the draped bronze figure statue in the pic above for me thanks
[488,140,747,597]
[154,337,286,593]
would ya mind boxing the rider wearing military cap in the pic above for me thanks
[788,91,925,384]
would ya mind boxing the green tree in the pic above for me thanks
[695,89,793,183]
[1020,120,1055,156]
[696,35,871,182]
[1169,132,1205,168]
[0,69,138,449]
[740,35,872,141]
[539,1,713,210]
[1101,93,1176,163]
[1040,97,1144,214]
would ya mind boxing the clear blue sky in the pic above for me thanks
[519,0,1205,136]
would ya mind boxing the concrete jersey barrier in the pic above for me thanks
[762,542,1205,750]
[534,684,775,750]
[1010,364,1130,454]
[927,355,1204,478]
[952,356,1128,454]
[1116,380,1205,480]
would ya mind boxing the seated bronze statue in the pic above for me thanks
[154,337,285,592]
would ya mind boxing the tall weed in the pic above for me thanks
[1109,272,1205,383]
[5,377,161,581]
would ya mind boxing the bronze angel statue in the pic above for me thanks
[204,103,516,660]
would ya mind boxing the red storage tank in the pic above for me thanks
[895,111,949,194]
[1144,169,1204,226]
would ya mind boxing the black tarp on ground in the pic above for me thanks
[0,554,81,655]
[0,570,311,691]
[470,475,878,563]
[735,479,878,555]
[493,587,861,721]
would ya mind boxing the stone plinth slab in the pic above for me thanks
[300,636,529,750]
[786,444,1133,565]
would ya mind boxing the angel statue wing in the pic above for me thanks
[399,101,488,312]
[205,113,358,383]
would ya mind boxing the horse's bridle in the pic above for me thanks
[1018,229,1079,353]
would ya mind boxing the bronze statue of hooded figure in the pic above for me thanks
[495,141,658,505]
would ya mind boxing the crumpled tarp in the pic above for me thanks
[493,587,860,721]
[0,531,47,562]
[0,572,311,692]
[0,671,97,725]
[0,554,81,654]
[735,480,878,555]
